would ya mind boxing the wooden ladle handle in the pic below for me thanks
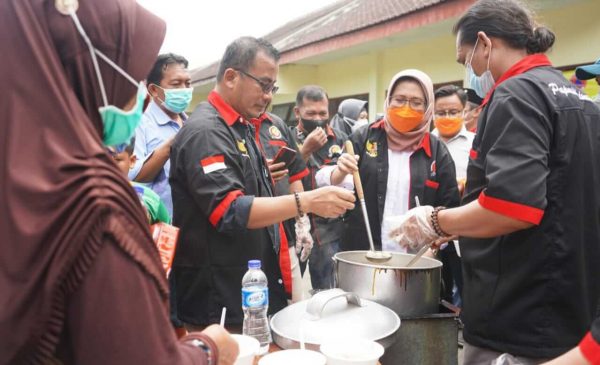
[344,140,364,200]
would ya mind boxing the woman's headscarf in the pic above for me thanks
[330,98,368,135]
[383,69,434,151]
[0,0,165,362]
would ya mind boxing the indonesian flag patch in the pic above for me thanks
[201,155,227,174]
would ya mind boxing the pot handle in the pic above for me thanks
[305,289,362,320]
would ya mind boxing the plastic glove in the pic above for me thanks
[491,353,524,365]
[294,214,313,262]
[387,206,438,251]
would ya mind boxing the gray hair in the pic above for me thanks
[216,37,280,82]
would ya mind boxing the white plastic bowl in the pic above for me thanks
[232,334,260,365]
[320,338,384,365]
[258,349,326,365]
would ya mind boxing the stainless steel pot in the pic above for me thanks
[270,289,400,350]
[334,251,442,317]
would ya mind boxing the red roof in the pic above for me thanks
[191,0,451,84]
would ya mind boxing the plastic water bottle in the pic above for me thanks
[242,259,271,354]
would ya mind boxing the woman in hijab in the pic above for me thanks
[0,0,237,364]
[330,98,369,135]
[317,69,459,262]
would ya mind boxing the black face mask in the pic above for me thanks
[301,118,328,134]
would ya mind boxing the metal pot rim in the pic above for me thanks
[334,250,442,270]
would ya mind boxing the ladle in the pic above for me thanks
[345,141,392,262]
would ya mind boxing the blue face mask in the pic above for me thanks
[154,85,194,114]
[465,37,495,98]
[69,9,146,147]
[100,83,146,146]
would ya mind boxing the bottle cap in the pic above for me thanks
[248,260,261,269]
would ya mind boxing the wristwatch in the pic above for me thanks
[190,338,213,365]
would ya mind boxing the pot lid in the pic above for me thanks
[270,289,400,346]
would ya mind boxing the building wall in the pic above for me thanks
[190,0,600,118]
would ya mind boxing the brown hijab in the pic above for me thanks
[0,0,166,363]
[383,69,435,151]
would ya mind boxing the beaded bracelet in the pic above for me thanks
[431,206,449,237]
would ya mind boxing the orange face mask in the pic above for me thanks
[387,106,424,133]
[434,117,463,137]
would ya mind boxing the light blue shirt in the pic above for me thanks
[129,100,184,216]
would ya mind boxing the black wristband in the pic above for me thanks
[431,206,449,237]
[294,192,305,217]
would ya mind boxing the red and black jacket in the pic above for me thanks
[251,113,308,248]
[169,91,289,326]
[341,121,459,251]
[461,55,600,358]
[290,125,349,246]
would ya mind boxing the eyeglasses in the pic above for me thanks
[434,109,464,119]
[390,97,425,110]
[237,70,279,95]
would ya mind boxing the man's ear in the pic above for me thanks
[147,83,161,99]
[293,106,301,121]
[478,31,492,58]
[222,68,239,90]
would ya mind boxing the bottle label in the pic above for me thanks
[242,287,269,308]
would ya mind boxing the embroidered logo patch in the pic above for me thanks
[329,144,342,158]
[365,140,378,157]
[268,126,282,139]
[237,139,248,155]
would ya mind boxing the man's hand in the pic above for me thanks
[267,159,288,182]
[386,206,440,251]
[200,325,239,365]
[301,127,328,158]
[302,186,355,218]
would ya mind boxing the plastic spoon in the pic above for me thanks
[220,307,227,327]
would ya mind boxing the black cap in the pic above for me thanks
[463,88,483,106]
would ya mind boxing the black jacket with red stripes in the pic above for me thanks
[341,121,460,252]
[169,91,288,326]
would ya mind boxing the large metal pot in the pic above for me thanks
[334,251,442,317]
[270,289,400,350]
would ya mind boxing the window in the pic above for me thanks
[270,102,296,127]
[327,93,369,119]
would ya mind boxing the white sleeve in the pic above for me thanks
[315,165,335,187]
[315,165,354,190]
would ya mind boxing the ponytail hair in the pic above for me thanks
[526,26,555,54]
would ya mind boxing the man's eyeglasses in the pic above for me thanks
[434,109,464,119]
[390,97,425,110]
[237,70,279,95]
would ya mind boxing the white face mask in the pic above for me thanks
[465,37,495,98]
